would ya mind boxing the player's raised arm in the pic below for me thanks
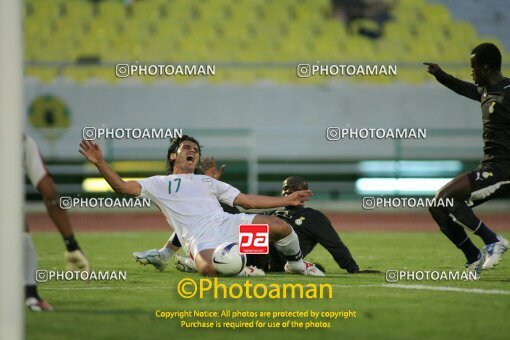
[234,190,312,210]
[79,139,141,196]
[423,62,481,101]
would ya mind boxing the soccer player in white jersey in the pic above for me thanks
[24,135,90,311]
[79,135,324,276]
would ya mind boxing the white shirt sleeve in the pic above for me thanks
[24,135,48,188]
[136,176,159,199]
[212,178,241,206]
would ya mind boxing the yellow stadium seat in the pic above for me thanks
[62,66,97,83]
[397,68,430,84]
[421,4,451,25]
[25,67,57,83]
[23,0,506,84]
[98,1,124,14]
[128,1,161,23]
[94,67,120,84]
[31,0,63,19]
[343,37,377,62]
[383,22,413,43]
[63,0,94,20]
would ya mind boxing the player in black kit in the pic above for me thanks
[263,176,365,273]
[424,43,510,278]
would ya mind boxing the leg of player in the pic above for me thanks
[462,169,510,269]
[37,175,90,272]
[429,205,480,263]
[194,249,217,276]
[442,171,508,269]
[252,215,324,276]
[175,254,198,272]
[24,233,53,311]
[132,233,178,271]
[447,199,507,269]
[429,174,479,263]
[438,174,498,244]
[163,232,197,271]
[431,174,486,277]
[430,172,501,276]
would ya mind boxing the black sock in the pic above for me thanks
[285,250,303,262]
[457,238,480,264]
[474,222,498,245]
[64,234,80,252]
[25,285,40,300]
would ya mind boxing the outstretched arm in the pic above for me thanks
[79,139,141,197]
[234,190,312,210]
[424,62,481,101]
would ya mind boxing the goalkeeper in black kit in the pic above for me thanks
[424,42,510,279]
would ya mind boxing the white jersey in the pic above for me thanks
[137,174,241,253]
[23,135,48,188]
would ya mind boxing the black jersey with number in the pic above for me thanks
[434,71,510,168]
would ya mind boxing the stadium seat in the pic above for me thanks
[25,67,58,84]
[24,0,510,84]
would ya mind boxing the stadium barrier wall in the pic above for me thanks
[26,80,483,161]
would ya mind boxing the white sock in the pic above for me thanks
[24,233,37,285]
[159,247,175,260]
[274,230,305,271]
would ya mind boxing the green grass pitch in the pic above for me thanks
[27,231,510,340]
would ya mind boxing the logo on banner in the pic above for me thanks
[239,224,269,254]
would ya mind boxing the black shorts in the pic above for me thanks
[467,163,510,206]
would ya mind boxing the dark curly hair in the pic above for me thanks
[165,135,202,174]
[472,43,502,71]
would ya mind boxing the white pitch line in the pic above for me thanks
[357,284,510,296]
[40,284,510,296]
[40,286,177,290]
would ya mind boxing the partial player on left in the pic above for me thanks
[24,135,91,311]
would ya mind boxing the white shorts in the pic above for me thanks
[188,212,256,258]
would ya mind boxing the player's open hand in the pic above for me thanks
[423,62,442,75]
[200,156,226,180]
[285,190,313,206]
[79,139,104,165]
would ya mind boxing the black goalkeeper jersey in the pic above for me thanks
[434,71,510,168]
[271,206,359,273]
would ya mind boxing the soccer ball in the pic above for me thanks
[212,242,246,276]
